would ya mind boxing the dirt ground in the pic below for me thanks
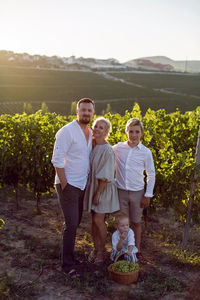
[0,189,200,300]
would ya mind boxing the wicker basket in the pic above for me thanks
[108,252,139,285]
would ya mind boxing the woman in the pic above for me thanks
[84,117,120,264]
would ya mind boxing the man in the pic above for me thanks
[113,118,155,263]
[51,98,94,277]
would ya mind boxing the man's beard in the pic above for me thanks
[79,116,91,124]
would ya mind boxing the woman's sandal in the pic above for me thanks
[88,249,97,263]
[93,252,105,265]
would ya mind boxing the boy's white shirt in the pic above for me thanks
[113,141,155,197]
[112,228,138,253]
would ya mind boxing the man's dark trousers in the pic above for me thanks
[56,183,84,273]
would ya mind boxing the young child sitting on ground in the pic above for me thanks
[110,213,138,263]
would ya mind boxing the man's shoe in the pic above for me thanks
[63,268,80,279]
[74,258,84,265]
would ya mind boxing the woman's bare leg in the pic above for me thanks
[92,212,107,262]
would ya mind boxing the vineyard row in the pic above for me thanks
[0,103,200,222]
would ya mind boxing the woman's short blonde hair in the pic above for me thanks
[92,117,112,138]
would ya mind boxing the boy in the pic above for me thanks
[113,118,155,262]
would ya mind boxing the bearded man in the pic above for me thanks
[52,98,95,278]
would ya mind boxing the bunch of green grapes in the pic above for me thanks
[110,260,139,273]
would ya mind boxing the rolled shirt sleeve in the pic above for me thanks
[144,150,155,197]
[51,126,71,168]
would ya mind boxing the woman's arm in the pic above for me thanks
[92,179,107,205]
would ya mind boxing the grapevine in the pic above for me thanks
[0,104,200,222]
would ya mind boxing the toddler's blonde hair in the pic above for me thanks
[115,212,129,225]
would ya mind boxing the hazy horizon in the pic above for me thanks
[1,49,200,64]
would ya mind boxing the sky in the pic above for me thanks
[0,0,200,63]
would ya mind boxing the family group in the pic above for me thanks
[51,98,155,278]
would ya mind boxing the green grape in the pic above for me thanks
[110,260,139,273]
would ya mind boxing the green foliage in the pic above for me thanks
[41,102,49,113]
[142,106,200,222]
[0,110,66,210]
[130,102,142,119]
[23,102,33,114]
[0,274,38,299]
[70,101,77,115]
[166,248,200,266]
[0,219,5,229]
[102,103,112,115]
[0,104,200,222]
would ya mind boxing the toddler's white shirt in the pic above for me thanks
[112,228,138,253]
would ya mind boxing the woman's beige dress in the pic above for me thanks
[84,143,120,213]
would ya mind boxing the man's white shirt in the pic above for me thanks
[113,141,155,197]
[51,120,92,190]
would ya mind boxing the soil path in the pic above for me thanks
[0,193,199,299]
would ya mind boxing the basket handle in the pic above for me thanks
[114,252,133,264]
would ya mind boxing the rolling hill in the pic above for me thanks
[126,56,200,73]
[0,51,200,115]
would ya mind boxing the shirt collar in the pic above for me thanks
[125,141,142,150]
